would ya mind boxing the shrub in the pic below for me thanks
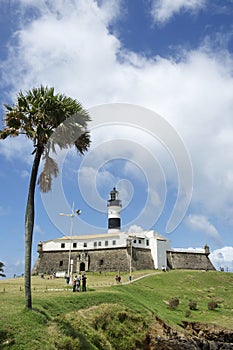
[188,301,197,310]
[185,310,191,318]
[118,312,128,323]
[207,301,218,310]
[168,297,179,309]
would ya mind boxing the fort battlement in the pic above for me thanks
[167,249,215,271]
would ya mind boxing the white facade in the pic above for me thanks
[130,230,171,269]
[41,232,127,252]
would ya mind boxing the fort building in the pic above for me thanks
[33,188,215,277]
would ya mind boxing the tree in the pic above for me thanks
[0,262,6,277]
[0,86,91,308]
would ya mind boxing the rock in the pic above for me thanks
[144,317,233,349]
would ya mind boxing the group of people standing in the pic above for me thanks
[115,274,121,283]
[73,274,87,292]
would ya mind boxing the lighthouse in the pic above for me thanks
[107,187,122,232]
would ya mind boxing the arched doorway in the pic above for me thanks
[80,262,85,272]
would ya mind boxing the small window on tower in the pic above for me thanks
[94,241,97,247]
[99,259,104,266]
[112,240,116,245]
[138,239,142,244]
[73,242,77,248]
[61,243,65,248]
[133,239,137,244]
[146,239,149,246]
[83,242,87,247]
[59,261,63,267]
[105,240,108,246]
[98,241,102,246]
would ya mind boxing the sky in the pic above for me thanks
[0,0,233,277]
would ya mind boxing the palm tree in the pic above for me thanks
[0,262,6,277]
[0,86,91,308]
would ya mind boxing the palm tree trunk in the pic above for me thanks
[25,146,43,309]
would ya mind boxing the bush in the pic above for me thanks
[207,301,218,310]
[185,310,191,318]
[188,301,197,310]
[169,297,179,309]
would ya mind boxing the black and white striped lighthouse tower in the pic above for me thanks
[107,187,122,232]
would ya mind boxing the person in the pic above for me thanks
[118,275,121,283]
[73,276,77,292]
[115,275,119,283]
[82,274,87,292]
[76,275,81,292]
[65,275,70,285]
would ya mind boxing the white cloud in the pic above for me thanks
[185,214,222,244]
[122,161,145,182]
[78,165,135,213]
[151,0,206,23]
[0,135,33,164]
[147,188,162,208]
[128,225,144,233]
[78,166,116,213]
[1,0,122,105]
[210,247,233,272]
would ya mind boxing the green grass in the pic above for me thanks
[0,270,232,349]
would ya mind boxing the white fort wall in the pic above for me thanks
[41,232,127,252]
[41,231,168,257]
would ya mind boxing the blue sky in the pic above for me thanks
[1,0,233,277]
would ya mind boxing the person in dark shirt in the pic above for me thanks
[82,274,87,292]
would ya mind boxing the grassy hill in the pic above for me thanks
[0,270,232,349]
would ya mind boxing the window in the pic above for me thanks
[94,242,97,247]
[73,242,77,248]
[112,240,116,245]
[61,243,65,248]
[59,261,63,267]
[105,241,108,246]
[98,241,102,247]
[133,239,137,244]
[146,239,149,246]
[138,239,141,244]
[99,259,104,266]
[83,242,87,248]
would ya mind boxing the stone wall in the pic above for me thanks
[32,247,155,275]
[32,251,71,275]
[167,251,215,270]
[32,248,215,275]
[88,248,129,272]
[131,247,155,270]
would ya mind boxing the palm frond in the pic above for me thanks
[75,131,91,155]
[37,171,52,193]
[44,155,59,177]
[37,154,59,192]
